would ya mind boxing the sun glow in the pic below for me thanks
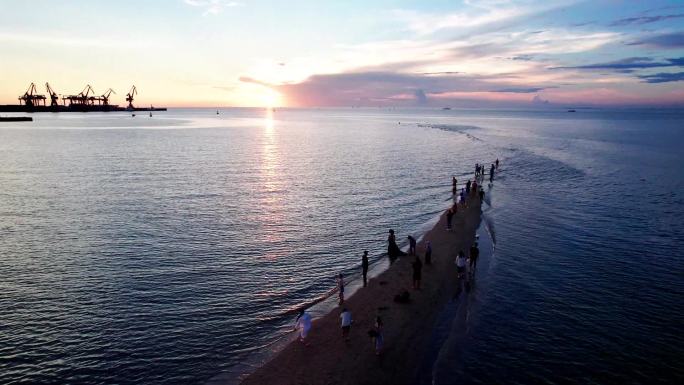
[260,88,283,108]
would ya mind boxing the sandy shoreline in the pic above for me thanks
[228,190,482,385]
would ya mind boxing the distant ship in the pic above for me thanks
[568,109,577,112]
[442,107,451,110]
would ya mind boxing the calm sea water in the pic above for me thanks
[1,108,682,384]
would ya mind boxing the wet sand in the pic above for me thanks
[237,195,482,385]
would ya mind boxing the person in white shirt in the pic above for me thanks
[455,250,467,278]
[340,308,352,341]
[294,309,312,345]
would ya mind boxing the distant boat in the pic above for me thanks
[216,110,219,115]
[568,109,576,112]
[442,107,451,110]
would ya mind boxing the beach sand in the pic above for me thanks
[237,196,482,385]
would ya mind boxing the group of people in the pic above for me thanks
[293,159,499,357]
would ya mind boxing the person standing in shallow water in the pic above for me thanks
[466,179,471,194]
[425,241,432,265]
[490,163,495,183]
[337,273,345,305]
[412,256,423,289]
[496,158,499,169]
[452,176,457,195]
[407,235,417,256]
[361,250,369,287]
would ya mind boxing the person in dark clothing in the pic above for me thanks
[479,188,485,202]
[407,235,417,256]
[362,250,369,287]
[412,256,423,289]
[472,180,478,195]
[489,164,495,182]
[446,208,454,231]
[495,158,499,169]
[452,177,457,195]
[424,241,432,265]
[469,242,480,270]
[387,229,404,261]
[466,179,471,194]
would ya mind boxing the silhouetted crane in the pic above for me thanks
[63,85,95,106]
[99,88,116,106]
[18,83,47,107]
[45,83,59,107]
[125,85,137,109]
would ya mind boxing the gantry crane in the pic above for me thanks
[98,88,116,106]
[18,83,47,107]
[45,83,59,107]
[63,84,95,106]
[125,85,137,109]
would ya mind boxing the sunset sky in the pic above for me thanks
[1,0,683,107]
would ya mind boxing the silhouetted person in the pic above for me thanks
[407,235,417,256]
[466,179,472,193]
[472,180,478,195]
[387,229,403,260]
[469,242,480,270]
[362,250,369,287]
[337,273,345,305]
[455,250,466,278]
[479,188,485,202]
[412,256,422,289]
[452,177,457,195]
[490,164,495,182]
[425,241,432,265]
[496,158,499,169]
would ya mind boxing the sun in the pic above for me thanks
[260,88,283,108]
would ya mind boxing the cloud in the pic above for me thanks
[184,0,242,16]
[532,94,550,104]
[610,14,684,26]
[551,57,684,70]
[628,32,684,48]
[414,89,428,104]
[261,70,553,106]
[638,72,684,83]
[495,87,546,93]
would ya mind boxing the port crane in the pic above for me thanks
[125,85,137,109]
[45,83,59,107]
[63,84,95,106]
[18,83,47,107]
[97,88,116,106]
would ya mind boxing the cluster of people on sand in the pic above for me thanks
[293,159,499,357]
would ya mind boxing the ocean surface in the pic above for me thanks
[1,108,682,385]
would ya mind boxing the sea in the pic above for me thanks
[1,107,682,385]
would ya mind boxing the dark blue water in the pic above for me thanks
[1,108,682,384]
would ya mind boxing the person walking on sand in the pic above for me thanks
[455,250,467,279]
[479,187,485,202]
[446,207,454,231]
[294,309,312,346]
[408,235,417,256]
[340,308,352,341]
[466,179,471,194]
[362,250,369,287]
[412,256,423,289]
[469,242,480,271]
[337,273,345,305]
[425,241,432,265]
[490,163,495,183]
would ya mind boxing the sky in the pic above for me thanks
[1,0,683,108]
